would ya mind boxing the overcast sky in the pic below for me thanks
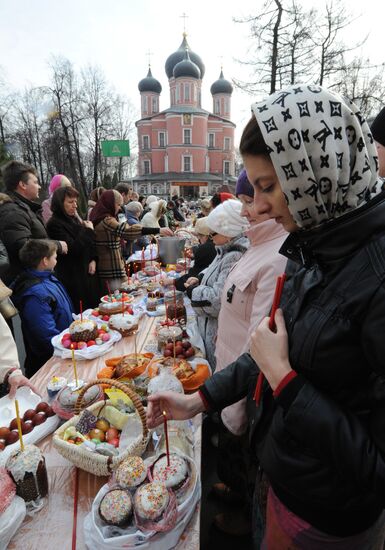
[1,0,384,144]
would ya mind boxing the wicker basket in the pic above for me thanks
[52,379,149,476]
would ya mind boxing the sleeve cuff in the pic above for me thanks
[275,373,305,412]
[198,387,212,411]
[273,370,298,398]
[141,227,160,235]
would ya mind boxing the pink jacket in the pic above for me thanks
[215,219,287,435]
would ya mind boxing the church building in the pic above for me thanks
[133,34,236,198]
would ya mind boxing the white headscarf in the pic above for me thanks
[251,85,381,229]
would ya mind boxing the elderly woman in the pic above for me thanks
[141,199,168,229]
[147,86,385,549]
[184,199,249,370]
[47,186,100,312]
[124,201,148,256]
[90,190,172,291]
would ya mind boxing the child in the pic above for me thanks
[12,239,73,376]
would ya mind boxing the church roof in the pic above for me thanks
[138,67,162,94]
[173,49,201,79]
[165,34,205,79]
[210,69,233,95]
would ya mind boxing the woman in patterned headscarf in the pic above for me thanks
[146,86,385,549]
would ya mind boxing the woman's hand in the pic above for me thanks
[83,220,94,229]
[160,227,173,237]
[8,374,42,399]
[146,391,206,428]
[160,276,175,287]
[59,241,68,254]
[250,309,292,391]
[88,260,96,275]
[184,277,199,288]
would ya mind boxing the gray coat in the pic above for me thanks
[190,235,249,371]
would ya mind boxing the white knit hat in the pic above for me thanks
[146,195,157,206]
[193,217,210,236]
[207,199,249,238]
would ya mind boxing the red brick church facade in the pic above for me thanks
[133,34,236,199]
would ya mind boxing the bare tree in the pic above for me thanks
[336,57,385,117]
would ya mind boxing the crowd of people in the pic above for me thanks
[1,85,385,548]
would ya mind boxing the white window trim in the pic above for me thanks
[184,128,192,145]
[175,84,180,102]
[164,155,168,172]
[159,131,166,147]
[143,159,151,175]
[142,95,148,113]
[152,96,158,113]
[182,155,192,172]
[223,160,231,175]
[208,133,215,148]
[224,137,231,151]
[142,135,150,150]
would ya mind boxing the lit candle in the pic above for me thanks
[162,410,170,467]
[14,399,24,452]
[71,344,79,387]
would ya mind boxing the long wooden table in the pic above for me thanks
[8,313,201,549]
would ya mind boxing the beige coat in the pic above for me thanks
[0,314,20,383]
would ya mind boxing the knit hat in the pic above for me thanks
[146,195,158,206]
[193,217,211,236]
[149,199,167,218]
[235,170,254,198]
[371,106,385,147]
[49,174,71,195]
[219,192,235,202]
[207,199,249,238]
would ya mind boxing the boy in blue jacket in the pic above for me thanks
[12,239,73,376]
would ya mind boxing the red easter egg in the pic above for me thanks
[87,340,96,347]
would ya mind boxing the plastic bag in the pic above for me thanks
[0,496,26,549]
[83,453,200,549]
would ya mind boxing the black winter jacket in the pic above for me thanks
[46,213,101,312]
[175,239,216,292]
[0,192,48,285]
[201,192,385,537]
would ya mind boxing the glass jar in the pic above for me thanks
[164,290,187,324]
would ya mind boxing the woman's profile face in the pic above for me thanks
[238,194,269,225]
[115,198,123,215]
[63,195,78,217]
[243,154,298,233]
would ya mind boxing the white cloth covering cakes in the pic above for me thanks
[152,454,189,500]
[108,314,138,336]
[115,456,147,489]
[99,488,133,527]
[134,481,169,521]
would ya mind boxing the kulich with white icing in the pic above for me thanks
[109,314,137,330]
[69,319,96,334]
[152,454,188,491]
[99,488,133,527]
[115,456,147,488]
[134,481,169,521]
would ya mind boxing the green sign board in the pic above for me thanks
[101,140,130,157]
